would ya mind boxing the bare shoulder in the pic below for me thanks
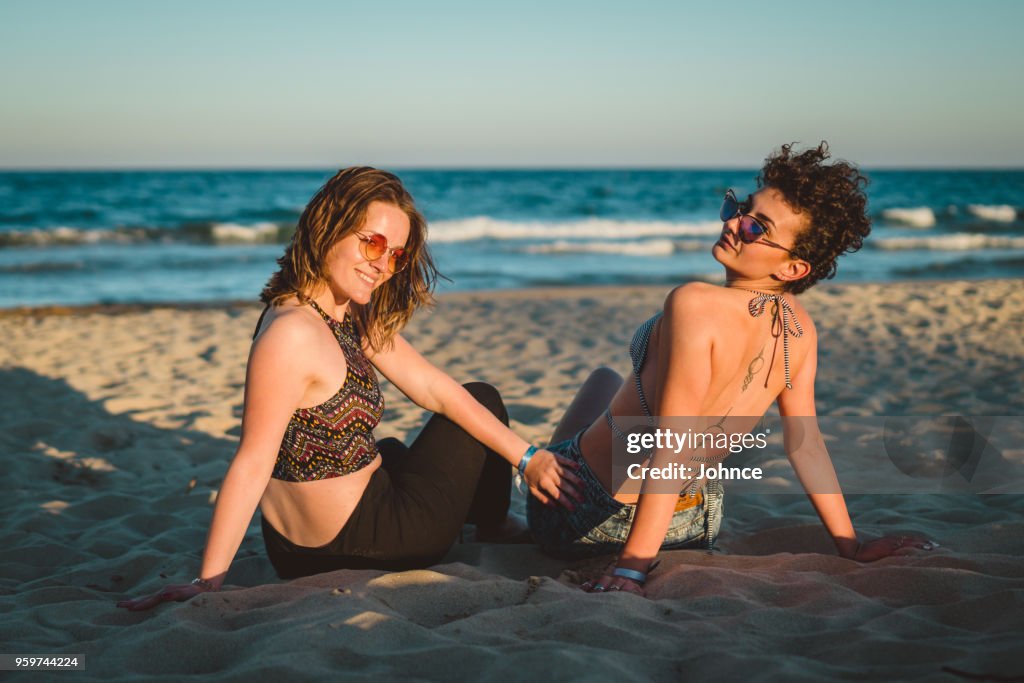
[663,282,728,319]
[788,294,819,340]
[661,283,722,345]
[663,282,737,327]
[362,330,409,361]
[251,304,325,363]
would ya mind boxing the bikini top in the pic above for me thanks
[604,311,661,444]
[267,301,385,482]
[604,291,803,448]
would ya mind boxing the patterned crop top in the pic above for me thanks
[270,301,385,482]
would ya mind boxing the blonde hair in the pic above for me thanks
[261,167,440,349]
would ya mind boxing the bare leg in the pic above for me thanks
[549,367,624,445]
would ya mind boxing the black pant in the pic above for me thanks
[262,382,513,579]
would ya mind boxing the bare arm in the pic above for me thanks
[775,344,858,558]
[777,339,935,561]
[616,284,716,574]
[368,334,583,507]
[118,316,315,609]
[197,321,312,583]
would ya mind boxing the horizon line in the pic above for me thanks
[2,163,1023,173]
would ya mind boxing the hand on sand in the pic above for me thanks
[580,559,650,597]
[581,572,646,597]
[523,449,585,511]
[854,534,939,562]
[116,581,216,611]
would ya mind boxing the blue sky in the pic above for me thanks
[1,0,1022,168]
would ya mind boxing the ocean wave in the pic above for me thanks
[966,204,1018,222]
[0,226,139,247]
[873,233,1024,251]
[208,222,282,243]
[880,207,936,228]
[0,217,725,248]
[0,222,294,248]
[524,239,676,256]
[0,260,86,274]
[427,217,722,242]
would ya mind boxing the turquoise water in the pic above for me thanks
[1,169,1022,307]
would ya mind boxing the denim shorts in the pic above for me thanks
[527,431,724,559]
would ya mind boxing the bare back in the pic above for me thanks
[580,283,817,501]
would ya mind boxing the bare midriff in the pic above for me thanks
[259,455,381,547]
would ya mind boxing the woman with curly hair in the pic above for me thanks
[528,142,936,595]
[118,167,583,609]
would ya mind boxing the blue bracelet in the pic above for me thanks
[517,445,539,475]
[611,567,649,584]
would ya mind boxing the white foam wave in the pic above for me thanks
[427,217,722,243]
[881,207,936,228]
[0,226,127,246]
[525,239,679,256]
[874,233,1024,251]
[966,204,1018,222]
[1,222,287,247]
[210,222,280,244]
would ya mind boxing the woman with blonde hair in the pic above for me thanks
[119,167,582,608]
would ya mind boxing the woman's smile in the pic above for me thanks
[356,270,378,286]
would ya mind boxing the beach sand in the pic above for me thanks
[1,280,1022,681]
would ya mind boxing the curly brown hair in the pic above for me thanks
[757,142,871,294]
[261,167,440,350]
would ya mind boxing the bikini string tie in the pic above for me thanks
[745,292,804,390]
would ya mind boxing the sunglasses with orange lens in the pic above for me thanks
[356,233,409,273]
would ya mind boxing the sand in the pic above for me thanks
[1,280,1022,682]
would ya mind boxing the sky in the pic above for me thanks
[1,0,1022,169]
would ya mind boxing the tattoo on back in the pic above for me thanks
[742,346,765,392]
[690,407,733,463]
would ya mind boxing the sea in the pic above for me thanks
[1,169,1022,308]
